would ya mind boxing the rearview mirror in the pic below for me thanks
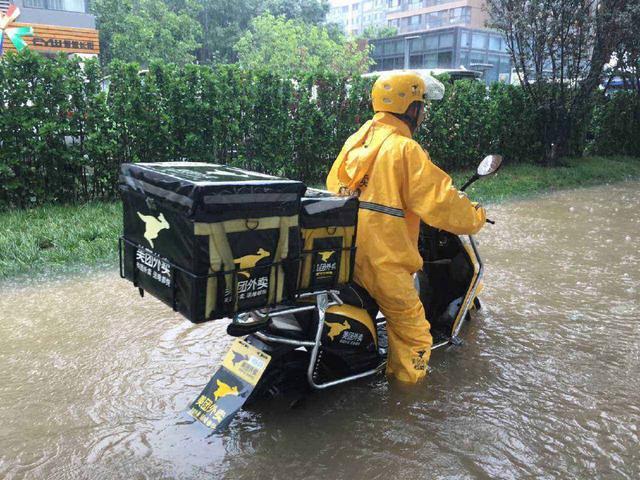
[477,155,503,176]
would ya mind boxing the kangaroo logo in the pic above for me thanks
[326,320,351,340]
[137,212,170,248]
[319,251,334,262]
[231,351,248,366]
[234,248,270,278]
[213,379,239,401]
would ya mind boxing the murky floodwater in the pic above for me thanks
[1,182,639,479]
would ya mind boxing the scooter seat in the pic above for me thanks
[338,283,380,322]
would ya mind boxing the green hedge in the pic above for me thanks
[1,51,638,208]
[588,90,640,157]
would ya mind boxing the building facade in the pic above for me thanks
[328,0,488,37]
[1,0,99,57]
[370,27,511,83]
[328,0,511,83]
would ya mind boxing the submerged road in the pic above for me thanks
[1,182,639,479]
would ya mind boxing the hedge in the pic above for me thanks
[0,51,637,208]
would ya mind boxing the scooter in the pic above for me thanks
[188,155,502,431]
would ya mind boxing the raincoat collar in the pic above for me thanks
[326,111,414,193]
[372,111,412,138]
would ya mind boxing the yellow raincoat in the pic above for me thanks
[327,111,486,383]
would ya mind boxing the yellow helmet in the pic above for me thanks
[371,71,427,114]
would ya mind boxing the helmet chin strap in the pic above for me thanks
[393,111,419,133]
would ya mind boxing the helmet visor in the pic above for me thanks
[422,74,445,101]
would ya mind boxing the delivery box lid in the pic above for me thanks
[300,188,359,228]
[120,162,306,220]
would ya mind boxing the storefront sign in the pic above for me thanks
[0,5,100,56]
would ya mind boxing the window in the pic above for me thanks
[499,56,512,73]
[460,50,469,67]
[470,51,486,65]
[489,36,507,52]
[424,53,437,68]
[410,54,423,68]
[409,37,422,52]
[388,19,400,27]
[25,0,86,11]
[472,33,487,49]
[409,14,421,26]
[489,36,502,51]
[425,11,445,28]
[388,40,401,54]
[388,0,400,6]
[461,31,470,48]
[439,33,453,48]
[381,58,394,70]
[437,51,452,68]
[425,35,438,50]
[450,7,470,24]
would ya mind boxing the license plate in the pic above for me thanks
[189,338,271,431]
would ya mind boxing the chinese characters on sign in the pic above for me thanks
[32,37,96,51]
[190,394,227,429]
[237,275,269,301]
[135,247,171,287]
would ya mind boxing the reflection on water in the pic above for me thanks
[1,182,639,479]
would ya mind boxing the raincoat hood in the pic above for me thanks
[328,112,412,193]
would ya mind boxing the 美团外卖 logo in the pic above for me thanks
[316,250,338,278]
[326,320,350,340]
[137,212,170,248]
[412,350,428,371]
[213,380,239,401]
[319,251,334,262]
[234,248,270,278]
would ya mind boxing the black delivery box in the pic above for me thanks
[298,189,358,291]
[119,162,306,322]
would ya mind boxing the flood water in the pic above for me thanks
[1,182,639,479]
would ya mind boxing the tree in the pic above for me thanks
[605,2,640,92]
[195,0,260,64]
[260,0,329,24]
[195,0,328,64]
[486,0,631,165]
[93,0,330,65]
[359,25,398,40]
[92,0,202,66]
[234,13,372,77]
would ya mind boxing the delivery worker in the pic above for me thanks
[326,71,486,383]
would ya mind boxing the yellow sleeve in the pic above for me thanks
[402,141,486,235]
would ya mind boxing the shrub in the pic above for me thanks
[1,51,637,209]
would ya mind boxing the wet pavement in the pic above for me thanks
[1,182,639,479]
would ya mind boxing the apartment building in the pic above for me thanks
[327,0,389,36]
[371,27,511,83]
[1,0,99,58]
[328,0,511,83]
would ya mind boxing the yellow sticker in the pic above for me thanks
[222,338,271,386]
